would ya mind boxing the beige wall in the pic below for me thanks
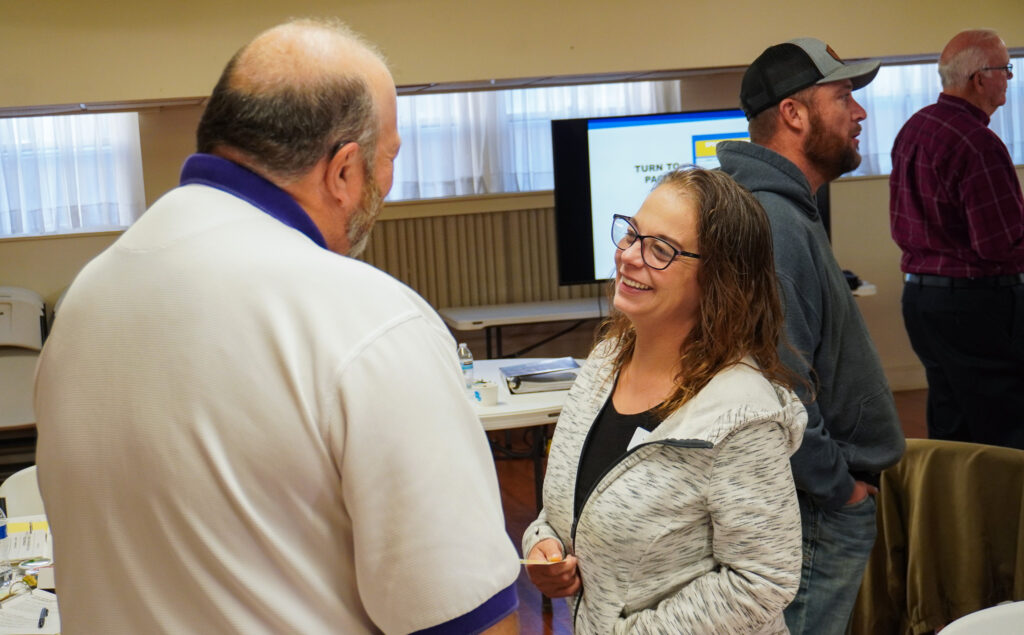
[0,233,119,310]
[138,106,204,204]
[4,0,1024,389]
[832,165,1024,389]
[2,0,1021,109]
[832,178,922,389]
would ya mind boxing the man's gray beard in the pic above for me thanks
[346,169,384,258]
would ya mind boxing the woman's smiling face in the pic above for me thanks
[613,184,701,337]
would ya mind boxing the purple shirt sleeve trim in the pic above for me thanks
[410,584,518,635]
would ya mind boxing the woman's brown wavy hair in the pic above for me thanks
[598,166,799,417]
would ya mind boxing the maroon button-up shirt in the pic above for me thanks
[890,93,1024,277]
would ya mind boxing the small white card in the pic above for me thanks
[627,427,651,451]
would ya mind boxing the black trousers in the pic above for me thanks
[902,282,1024,450]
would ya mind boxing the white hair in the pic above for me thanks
[938,30,1002,89]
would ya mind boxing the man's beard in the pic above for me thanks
[803,107,861,183]
[346,163,384,258]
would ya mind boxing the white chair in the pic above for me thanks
[0,465,43,516]
[940,601,1024,634]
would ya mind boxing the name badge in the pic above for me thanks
[627,427,651,451]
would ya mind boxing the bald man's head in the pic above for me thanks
[197,18,391,182]
[938,29,1004,90]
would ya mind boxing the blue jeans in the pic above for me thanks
[783,492,877,635]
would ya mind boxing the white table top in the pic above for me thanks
[440,297,609,331]
[470,359,574,431]
[443,282,871,329]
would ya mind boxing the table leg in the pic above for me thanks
[531,425,546,512]
[532,424,552,614]
[485,327,494,359]
[486,425,548,513]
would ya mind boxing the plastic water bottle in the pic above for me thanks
[457,342,474,389]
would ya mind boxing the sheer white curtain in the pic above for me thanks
[853,56,1024,176]
[990,57,1024,165]
[391,64,1023,199]
[390,80,683,201]
[0,112,145,237]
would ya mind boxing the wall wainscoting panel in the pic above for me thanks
[361,206,605,310]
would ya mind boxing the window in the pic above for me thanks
[390,58,1023,202]
[0,112,145,238]
[6,60,1018,228]
[849,55,1023,176]
[389,80,682,201]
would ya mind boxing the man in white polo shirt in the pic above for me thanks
[35,18,519,634]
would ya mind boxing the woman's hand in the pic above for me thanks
[525,538,581,598]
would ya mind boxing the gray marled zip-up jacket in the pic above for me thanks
[524,342,807,634]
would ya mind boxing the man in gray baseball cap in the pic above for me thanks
[717,38,905,635]
[740,37,880,119]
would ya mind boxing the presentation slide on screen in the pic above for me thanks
[587,112,748,279]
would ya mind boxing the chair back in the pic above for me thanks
[941,601,1024,634]
[851,439,1024,634]
[0,465,44,516]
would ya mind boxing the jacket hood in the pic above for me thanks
[717,140,820,223]
[649,359,807,456]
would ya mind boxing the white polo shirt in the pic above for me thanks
[35,155,519,634]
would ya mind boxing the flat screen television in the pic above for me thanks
[552,108,750,285]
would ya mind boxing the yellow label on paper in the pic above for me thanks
[7,521,48,534]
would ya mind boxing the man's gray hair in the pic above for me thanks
[939,29,1002,89]
[196,18,383,182]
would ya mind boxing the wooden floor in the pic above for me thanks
[495,388,929,634]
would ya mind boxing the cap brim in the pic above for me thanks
[816,59,880,90]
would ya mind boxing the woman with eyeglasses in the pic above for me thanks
[523,167,807,633]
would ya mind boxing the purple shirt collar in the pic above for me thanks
[937,93,990,126]
[179,153,327,249]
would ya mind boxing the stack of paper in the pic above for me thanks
[5,515,53,590]
[0,590,59,634]
[5,516,51,563]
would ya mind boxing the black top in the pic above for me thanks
[573,393,661,519]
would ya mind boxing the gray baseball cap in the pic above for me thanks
[740,37,880,119]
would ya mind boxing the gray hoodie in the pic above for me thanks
[717,140,905,510]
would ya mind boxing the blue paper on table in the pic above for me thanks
[499,357,580,394]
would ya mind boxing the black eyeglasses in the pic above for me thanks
[327,140,352,159]
[611,214,700,270]
[970,63,1013,79]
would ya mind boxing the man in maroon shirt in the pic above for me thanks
[890,29,1024,450]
